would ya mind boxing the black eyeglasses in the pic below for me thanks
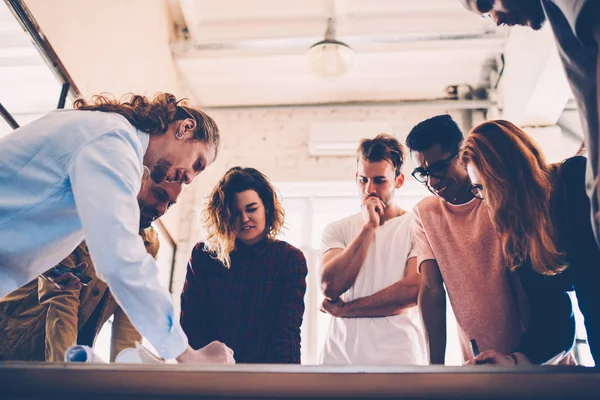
[411,154,458,184]
[468,183,484,200]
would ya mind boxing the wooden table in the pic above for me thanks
[1,363,599,399]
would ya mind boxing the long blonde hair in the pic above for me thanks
[203,167,285,268]
[461,120,565,275]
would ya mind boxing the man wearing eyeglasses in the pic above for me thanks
[406,115,574,365]
[458,0,600,249]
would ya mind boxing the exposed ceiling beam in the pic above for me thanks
[172,31,503,54]
[203,98,494,111]
[165,0,189,41]
[0,102,19,129]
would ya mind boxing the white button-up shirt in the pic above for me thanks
[0,109,187,359]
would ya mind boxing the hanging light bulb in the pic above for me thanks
[307,18,355,78]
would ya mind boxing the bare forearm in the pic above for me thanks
[321,225,376,299]
[419,286,446,365]
[342,276,420,318]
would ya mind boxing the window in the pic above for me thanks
[0,1,77,136]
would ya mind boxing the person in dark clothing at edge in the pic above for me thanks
[460,0,600,257]
[462,120,598,365]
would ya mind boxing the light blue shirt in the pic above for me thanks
[0,110,187,359]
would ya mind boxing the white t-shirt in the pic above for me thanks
[319,212,427,365]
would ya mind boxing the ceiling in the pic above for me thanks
[173,0,506,107]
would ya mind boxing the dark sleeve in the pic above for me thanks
[180,243,211,350]
[513,267,575,364]
[547,0,600,47]
[268,247,308,364]
[543,2,598,145]
[39,247,85,362]
[555,156,591,237]
[554,156,600,361]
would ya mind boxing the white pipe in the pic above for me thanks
[204,98,495,111]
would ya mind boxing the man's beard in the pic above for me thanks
[138,205,157,230]
[139,220,151,230]
[150,159,172,183]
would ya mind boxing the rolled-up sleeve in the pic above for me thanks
[68,130,187,359]
[38,251,82,362]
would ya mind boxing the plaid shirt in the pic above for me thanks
[180,238,307,364]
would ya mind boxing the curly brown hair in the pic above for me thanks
[461,120,566,276]
[73,92,220,155]
[203,167,285,268]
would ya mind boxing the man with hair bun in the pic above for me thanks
[319,134,427,365]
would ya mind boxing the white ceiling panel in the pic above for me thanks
[174,0,505,107]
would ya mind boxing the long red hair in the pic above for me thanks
[460,120,565,275]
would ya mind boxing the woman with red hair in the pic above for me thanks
[461,120,600,365]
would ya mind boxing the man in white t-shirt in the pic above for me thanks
[319,134,427,365]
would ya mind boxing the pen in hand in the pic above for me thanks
[470,339,484,365]
[470,339,480,357]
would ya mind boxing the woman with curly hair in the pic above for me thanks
[0,92,234,365]
[180,167,308,363]
[461,120,600,365]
